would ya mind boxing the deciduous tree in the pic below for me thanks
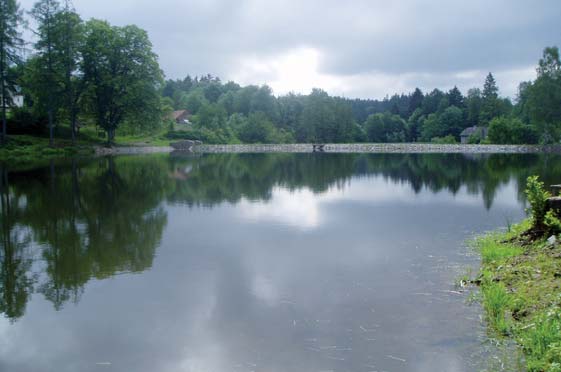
[81,20,163,143]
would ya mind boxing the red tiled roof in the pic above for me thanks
[171,110,188,120]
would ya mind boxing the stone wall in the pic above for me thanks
[194,143,561,154]
[94,143,561,156]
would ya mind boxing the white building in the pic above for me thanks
[12,94,24,108]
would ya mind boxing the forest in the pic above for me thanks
[161,51,561,145]
[1,0,561,147]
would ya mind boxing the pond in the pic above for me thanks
[1,153,560,372]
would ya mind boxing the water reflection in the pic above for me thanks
[0,153,559,371]
[1,153,560,321]
[0,168,34,320]
[1,158,168,319]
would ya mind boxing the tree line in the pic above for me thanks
[1,0,560,146]
[163,49,561,145]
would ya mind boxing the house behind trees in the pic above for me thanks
[171,110,192,125]
[460,126,488,144]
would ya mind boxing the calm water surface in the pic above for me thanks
[1,153,560,372]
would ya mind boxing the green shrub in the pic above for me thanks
[431,135,457,144]
[467,133,481,144]
[525,176,551,228]
[488,117,539,144]
[545,210,561,235]
[41,147,60,156]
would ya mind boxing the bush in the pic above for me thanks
[488,117,539,144]
[6,107,47,135]
[525,175,551,229]
[545,210,561,235]
[468,133,481,144]
[431,135,457,144]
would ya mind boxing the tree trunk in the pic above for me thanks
[0,31,5,146]
[50,159,56,192]
[1,55,6,146]
[48,108,54,147]
[1,92,6,146]
[70,112,76,144]
[107,127,115,146]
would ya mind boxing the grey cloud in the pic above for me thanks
[18,0,561,97]
[317,0,561,75]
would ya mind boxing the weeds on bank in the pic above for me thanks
[0,135,94,162]
[472,176,561,371]
[482,282,512,335]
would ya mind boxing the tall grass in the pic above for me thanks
[482,282,512,335]
[523,311,561,372]
[474,234,523,264]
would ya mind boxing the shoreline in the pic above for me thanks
[95,143,561,156]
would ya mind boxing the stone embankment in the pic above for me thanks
[94,145,173,156]
[95,143,561,155]
[194,143,561,154]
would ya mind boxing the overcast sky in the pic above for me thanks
[19,0,561,99]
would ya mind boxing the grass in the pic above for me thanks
[478,236,524,264]
[79,126,172,147]
[0,135,95,163]
[481,282,512,335]
[472,219,561,371]
[0,125,174,164]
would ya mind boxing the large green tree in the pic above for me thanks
[407,88,424,118]
[526,47,561,143]
[81,20,163,143]
[364,112,406,143]
[0,0,24,145]
[56,1,83,143]
[447,86,464,109]
[297,89,354,143]
[465,88,482,127]
[438,105,465,138]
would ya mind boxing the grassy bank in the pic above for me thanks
[474,218,561,371]
[0,135,96,163]
[0,127,174,163]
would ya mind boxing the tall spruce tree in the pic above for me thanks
[482,73,499,100]
[407,88,424,118]
[479,73,500,126]
[527,47,561,143]
[447,86,464,108]
[0,0,24,145]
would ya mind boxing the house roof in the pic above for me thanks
[171,110,190,120]
[461,126,483,137]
